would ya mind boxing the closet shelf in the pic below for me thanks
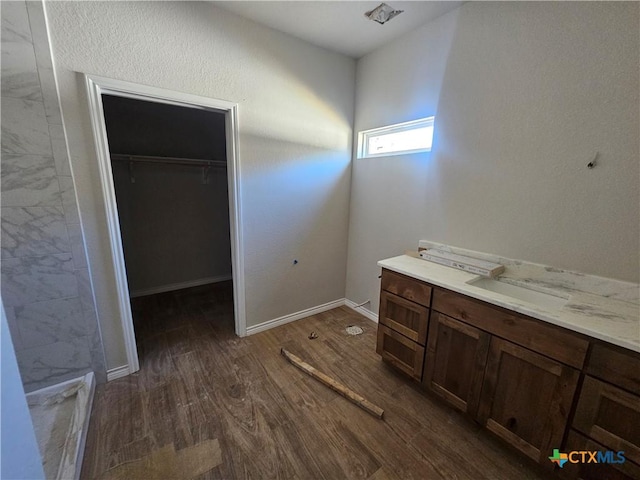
[110,153,227,168]
[110,154,226,184]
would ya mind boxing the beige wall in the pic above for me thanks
[347,2,639,313]
[112,163,232,295]
[45,1,355,369]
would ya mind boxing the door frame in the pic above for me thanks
[84,74,246,374]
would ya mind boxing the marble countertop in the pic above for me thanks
[378,254,640,353]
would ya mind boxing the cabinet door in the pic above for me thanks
[561,430,640,480]
[422,312,490,417]
[477,337,579,466]
[573,376,640,465]
[376,324,425,381]
[379,291,429,345]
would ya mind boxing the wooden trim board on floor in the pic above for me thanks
[281,348,384,419]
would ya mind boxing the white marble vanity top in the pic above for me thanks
[378,253,640,353]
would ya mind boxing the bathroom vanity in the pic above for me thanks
[376,253,640,479]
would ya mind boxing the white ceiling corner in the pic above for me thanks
[212,1,464,58]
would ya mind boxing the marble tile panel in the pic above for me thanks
[83,306,107,384]
[15,296,87,349]
[1,1,32,43]
[1,253,78,307]
[25,1,50,63]
[25,1,62,124]
[49,124,71,176]
[1,41,42,101]
[1,154,61,206]
[1,97,52,155]
[67,223,87,269]
[18,335,92,392]
[75,267,97,314]
[58,176,80,225]
[3,305,24,351]
[74,267,105,381]
[1,206,70,258]
[35,64,62,125]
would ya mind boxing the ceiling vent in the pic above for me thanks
[364,3,404,25]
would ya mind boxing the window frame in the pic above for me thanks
[357,116,435,159]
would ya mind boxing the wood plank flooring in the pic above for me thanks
[81,282,550,479]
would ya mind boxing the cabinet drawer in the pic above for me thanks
[381,269,432,307]
[379,291,429,345]
[432,288,589,369]
[586,342,640,396]
[562,430,640,480]
[376,324,425,381]
[573,376,640,465]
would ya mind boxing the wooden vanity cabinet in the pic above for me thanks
[375,269,639,476]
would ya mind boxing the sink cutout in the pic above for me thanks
[467,277,569,309]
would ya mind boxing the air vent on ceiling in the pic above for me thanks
[365,3,404,25]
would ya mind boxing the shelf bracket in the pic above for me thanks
[129,161,135,184]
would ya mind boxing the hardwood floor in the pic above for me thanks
[81,282,549,479]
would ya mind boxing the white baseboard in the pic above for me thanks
[107,364,130,381]
[345,299,378,323]
[246,298,346,336]
[130,275,232,298]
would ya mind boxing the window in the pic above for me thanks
[357,117,434,159]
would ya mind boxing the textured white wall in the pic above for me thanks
[347,2,639,313]
[45,1,355,369]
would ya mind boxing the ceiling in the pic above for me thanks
[213,1,464,58]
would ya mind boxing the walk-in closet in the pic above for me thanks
[102,95,234,370]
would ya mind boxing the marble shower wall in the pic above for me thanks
[1,1,106,391]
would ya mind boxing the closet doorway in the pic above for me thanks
[85,76,245,375]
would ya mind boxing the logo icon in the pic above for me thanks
[549,449,569,468]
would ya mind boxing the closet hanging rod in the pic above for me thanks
[110,153,226,168]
